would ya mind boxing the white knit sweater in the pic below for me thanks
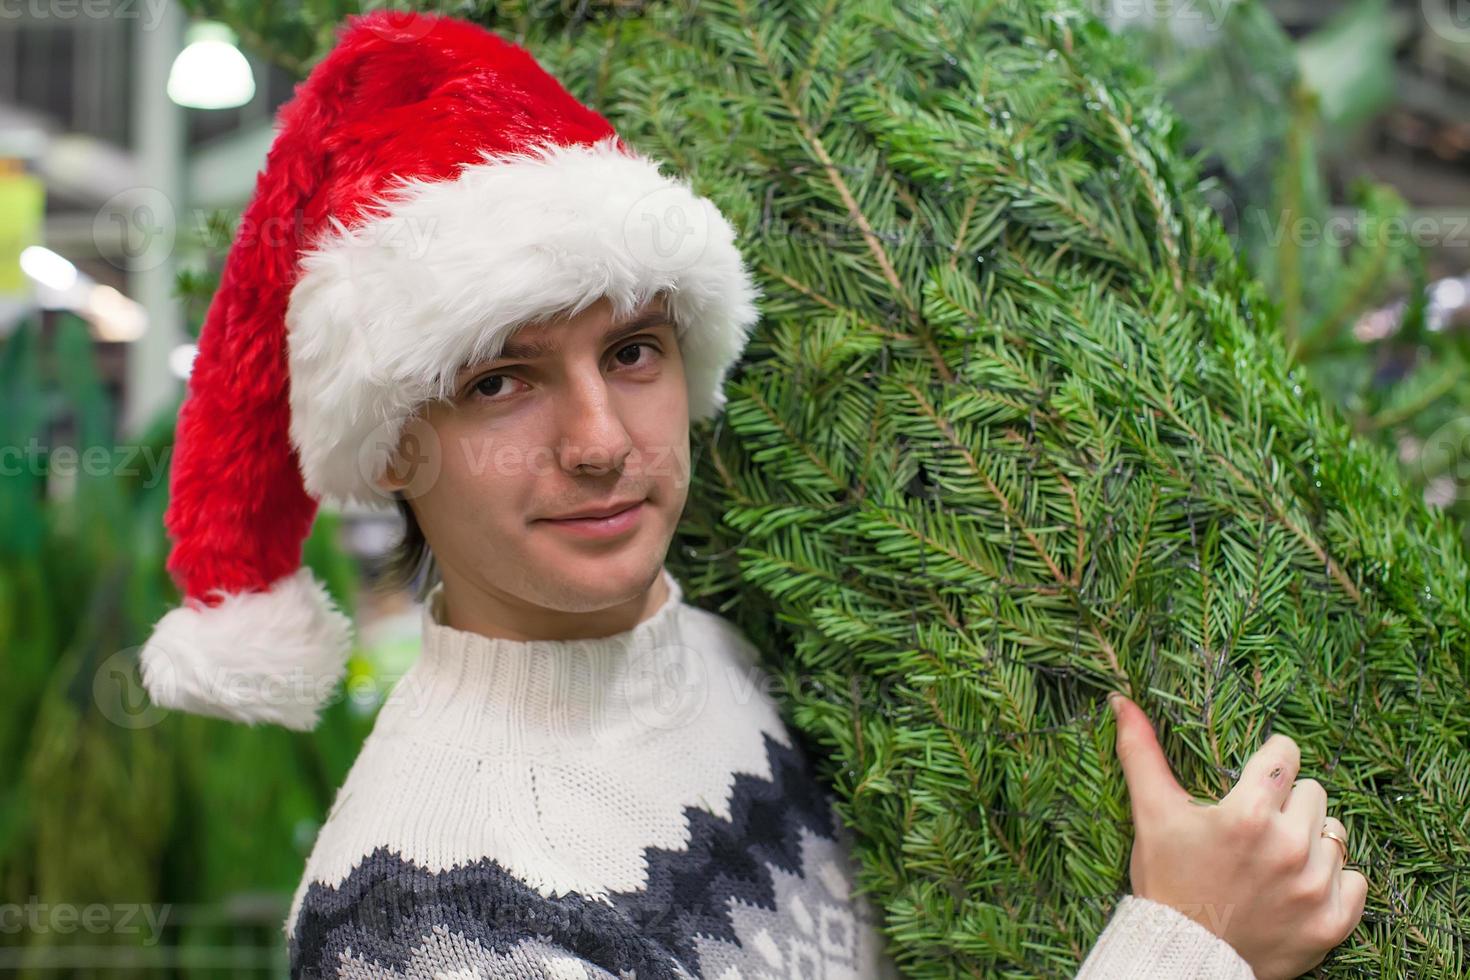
[284,566,1254,979]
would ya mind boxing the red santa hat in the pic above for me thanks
[139,10,760,731]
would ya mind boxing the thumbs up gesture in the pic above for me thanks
[1109,693,1367,980]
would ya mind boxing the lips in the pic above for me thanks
[536,499,646,541]
[542,499,644,522]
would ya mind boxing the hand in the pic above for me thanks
[1109,692,1367,980]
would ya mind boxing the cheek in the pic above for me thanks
[630,415,690,509]
[419,421,537,527]
[434,413,530,480]
[435,425,490,488]
[661,373,692,493]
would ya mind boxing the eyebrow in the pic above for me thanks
[494,308,676,362]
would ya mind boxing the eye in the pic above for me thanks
[464,339,662,404]
[467,373,527,402]
[613,339,662,368]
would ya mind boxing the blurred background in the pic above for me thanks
[0,0,1467,974]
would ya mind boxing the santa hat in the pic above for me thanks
[138,10,760,731]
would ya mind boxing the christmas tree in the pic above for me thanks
[187,0,1469,974]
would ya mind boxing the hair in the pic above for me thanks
[380,492,440,601]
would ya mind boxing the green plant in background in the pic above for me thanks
[1114,0,1470,540]
[179,0,1468,975]
[0,315,174,975]
[0,309,372,976]
[1120,0,1411,351]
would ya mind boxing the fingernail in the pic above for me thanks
[1106,691,1124,713]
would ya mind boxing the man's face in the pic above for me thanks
[381,292,690,614]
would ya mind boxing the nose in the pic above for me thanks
[553,367,635,475]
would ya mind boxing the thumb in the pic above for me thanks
[1109,693,1189,825]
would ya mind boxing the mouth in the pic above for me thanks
[541,498,646,522]
[535,499,647,539]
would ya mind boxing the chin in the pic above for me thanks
[524,541,668,611]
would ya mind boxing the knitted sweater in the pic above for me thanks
[284,567,1255,979]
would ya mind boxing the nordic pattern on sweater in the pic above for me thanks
[288,729,891,978]
[284,568,900,979]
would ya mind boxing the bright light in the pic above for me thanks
[84,284,148,342]
[19,245,78,292]
[1432,277,1466,312]
[169,343,198,380]
[167,22,256,110]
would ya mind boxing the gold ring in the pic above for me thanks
[1320,826,1349,867]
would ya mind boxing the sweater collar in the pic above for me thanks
[382,566,693,751]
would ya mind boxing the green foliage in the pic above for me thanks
[0,318,372,975]
[1115,0,1470,541]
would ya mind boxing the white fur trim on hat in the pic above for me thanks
[284,134,761,510]
[139,567,354,731]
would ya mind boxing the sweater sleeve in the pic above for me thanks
[1075,895,1256,979]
